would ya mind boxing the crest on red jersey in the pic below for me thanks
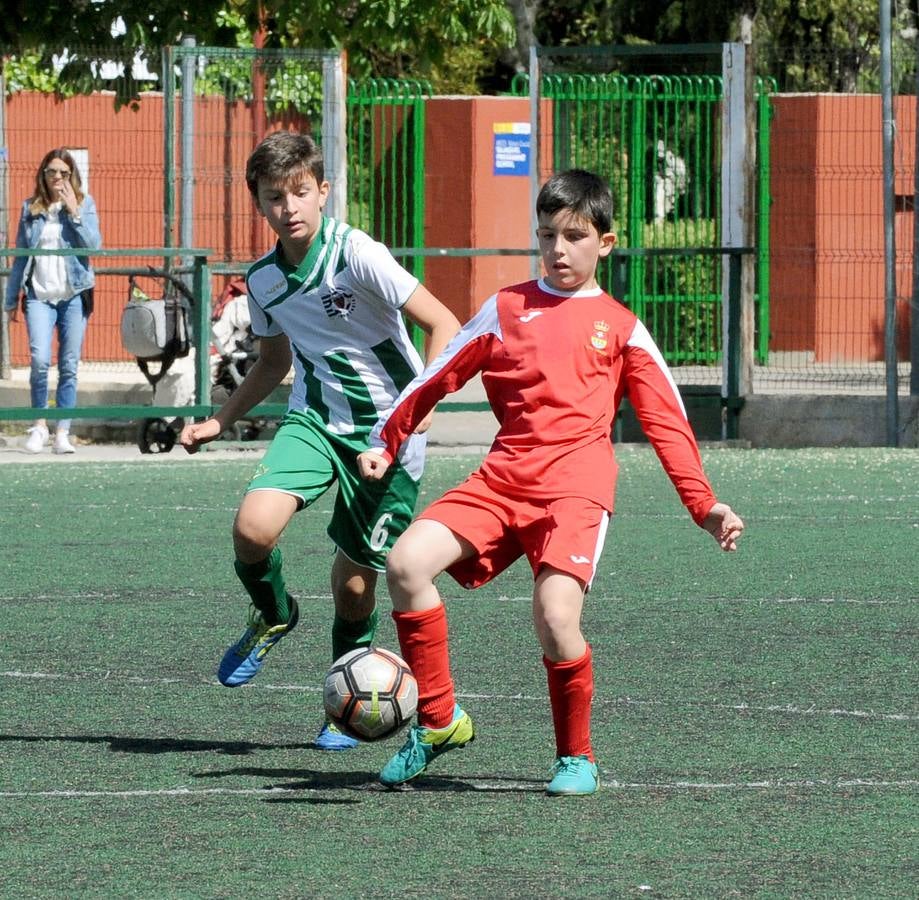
[590,319,609,351]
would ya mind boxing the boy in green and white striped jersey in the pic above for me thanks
[180,131,460,749]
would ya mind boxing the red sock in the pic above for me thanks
[393,605,456,729]
[543,645,594,761]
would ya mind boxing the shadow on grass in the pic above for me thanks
[372,775,546,794]
[194,766,371,787]
[195,765,375,802]
[193,765,545,797]
[1,735,547,796]
[0,733,313,755]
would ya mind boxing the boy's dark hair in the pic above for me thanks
[536,169,613,235]
[245,131,325,199]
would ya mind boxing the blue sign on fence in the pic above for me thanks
[493,123,531,176]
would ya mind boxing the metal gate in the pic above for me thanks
[162,44,346,265]
[346,78,430,352]
[346,78,429,274]
[512,69,773,367]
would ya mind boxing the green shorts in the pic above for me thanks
[246,409,422,571]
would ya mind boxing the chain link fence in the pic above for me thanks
[1,39,917,441]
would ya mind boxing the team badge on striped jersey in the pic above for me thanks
[322,288,355,319]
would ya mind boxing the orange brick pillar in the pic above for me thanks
[423,97,534,324]
[769,94,914,363]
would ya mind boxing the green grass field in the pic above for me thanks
[1,446,916,898]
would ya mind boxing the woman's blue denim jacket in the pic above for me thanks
[4,194,103,311]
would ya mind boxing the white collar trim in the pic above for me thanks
[537,277,603,299]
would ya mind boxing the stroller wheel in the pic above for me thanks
[137,417,178,454]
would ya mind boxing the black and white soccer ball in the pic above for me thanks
[323,647,418,742]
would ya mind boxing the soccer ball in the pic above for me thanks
[323,647,418,742]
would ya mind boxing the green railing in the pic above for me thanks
[757,78,777,365]
[1,246,749,438]
[386,245,750,437]
[346,78,431,354]
[0,248,279,422]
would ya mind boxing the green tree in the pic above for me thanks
[3,0,911,97]
[1,0,515,98]
[499,0,912,92]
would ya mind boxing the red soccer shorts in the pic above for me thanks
[418,470,610,590]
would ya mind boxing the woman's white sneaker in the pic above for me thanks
[52,431,76,454]
[24,425,49,454]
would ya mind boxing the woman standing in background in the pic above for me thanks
[4,148,102,454]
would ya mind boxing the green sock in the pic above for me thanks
[332,607,379,662]
[234,547,291,626]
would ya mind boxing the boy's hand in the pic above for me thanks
[702,502,744,551]
[357,450,390,481]
[179,418,222,454]
[412,410,434,434]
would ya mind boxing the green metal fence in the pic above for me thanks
[163,44,342,264]
[346,79,429,270]
[0,248,229,422]
[0,58,756,433]
[512,73,773,366]
[346,78,431,352]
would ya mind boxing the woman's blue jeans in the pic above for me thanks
[25,294,87,432]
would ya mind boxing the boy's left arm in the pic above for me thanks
[401,285,462,433]
[622,323,744,550]
[701,501,744,552]
[360,294,498,481]
[403,284,461,364]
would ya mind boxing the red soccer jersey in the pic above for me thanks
[370,279,717,525]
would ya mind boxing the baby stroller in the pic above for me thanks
[120,269,193,453]
[209,277,264,442]
[120,272,261,453]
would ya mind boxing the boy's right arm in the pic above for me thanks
[401,285,461,434]
[180,333,292,453]
[358,294,500,480]
[357,450,390,481]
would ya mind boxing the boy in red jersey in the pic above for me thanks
[357,169,744,795]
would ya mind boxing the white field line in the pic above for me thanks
[0,593,914,604]
[0,778,917,800]
[0,591,338,603]
[2,669,915,721]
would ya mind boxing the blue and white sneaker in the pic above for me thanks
[379,704,475,787]
[315,721,360,751]
[546,755,599,796]
[217,599,299,687]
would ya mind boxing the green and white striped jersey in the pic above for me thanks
[246,217,426,474]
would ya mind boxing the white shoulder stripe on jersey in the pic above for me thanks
[368,293,501,450]
[626,320,688,419]
[419,292,501,382]
[300,217,338,290]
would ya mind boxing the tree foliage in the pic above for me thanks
[501,0,915,92]
[0,0,913,97]
[0,0,515,99]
